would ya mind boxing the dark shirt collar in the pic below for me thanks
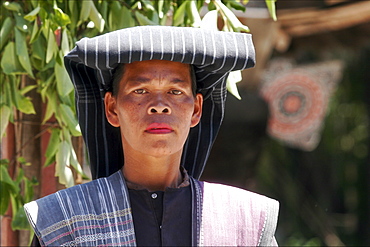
[125,166,190,191]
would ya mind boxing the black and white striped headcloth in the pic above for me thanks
[64,26,255,180]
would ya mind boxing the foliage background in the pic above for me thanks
[0,0,277,244]
[3,0,368,246]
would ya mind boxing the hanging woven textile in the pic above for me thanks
[260,59,343,151]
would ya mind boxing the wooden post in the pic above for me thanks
[0,123,19,247]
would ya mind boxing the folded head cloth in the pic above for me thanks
[64,25,255,179]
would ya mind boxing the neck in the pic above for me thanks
[122,150,183,192]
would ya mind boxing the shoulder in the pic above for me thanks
[201,180,279,208]
[198,180,279,246]
[30,171,123,202]
[23,171,130,245]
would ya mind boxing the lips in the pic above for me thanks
[145,123,174,134]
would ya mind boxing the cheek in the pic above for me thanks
[117,99,142,124]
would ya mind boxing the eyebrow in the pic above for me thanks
[127,76,188,85]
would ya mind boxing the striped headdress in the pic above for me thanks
[64,26,255,179]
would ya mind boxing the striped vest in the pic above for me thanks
[24,171,279,246]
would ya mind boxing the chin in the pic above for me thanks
[143,143,183,157]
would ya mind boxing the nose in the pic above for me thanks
[147,96,171,114]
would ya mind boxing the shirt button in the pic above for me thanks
[151,193,158,199]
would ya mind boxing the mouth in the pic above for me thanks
[145,123,174,134]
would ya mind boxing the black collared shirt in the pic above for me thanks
[126,167,192,246]
[128,185,192,246]
[31,169,192,247]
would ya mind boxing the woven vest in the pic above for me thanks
[24,172,278,246]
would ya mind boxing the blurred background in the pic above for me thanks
[1,0,369,246]
[203,0,370,246]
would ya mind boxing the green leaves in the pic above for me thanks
[226,70,243,100]
[6,76,36,115]
[0,0,279,225]
[80,0,105,32]
[0,161,38,230]
[3,1,22,12]
[0,17,14,51]
[1,42,25,75]
[188,1,202,27]
[46,29,58,63]
[24,6,40,22]
[56,141,74,188]
[15,28,34,78]
[59,104,81,137]
[173,1,188,26]
[44,128,60,167]
[55,61,73,97]
[135,11,158,26]
[0,105,11,138]
[213,0,250,32]
[265,0,277,21]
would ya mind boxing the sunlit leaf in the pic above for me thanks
[7,75,36,114]
[11,206,30,230]
[46,29,57,63]
[55,61,73,97]
[30,19,40,44]
[41,84,57,123]
[59,104,81,136]
[89,1,105,32]
[3,1,21,12]
[56,141,74,187]
[188,0,202,27]
[17,97,36,115]
[1,42,25,75]
[80,0,92,22]
[226,70,243,100]
[214,0,250,32]
[20,85,37,95]
[61,29,70,56]
[14,28,34,78]
[158,0,164,19]
[173,1,187,26]
[44,128,61,167]
[54,7,71,27]
[200,10,218,31]
[135,11,157,26]
[265,0,277,21]
[0,17,14,51]
[24,6,40,22]
[69,143,87,179]
[0,105,11,138]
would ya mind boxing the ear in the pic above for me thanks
[104,92,120,127]
[190,93,203,128]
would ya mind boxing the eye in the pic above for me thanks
[169,90,182,95]
[134,89,147,94]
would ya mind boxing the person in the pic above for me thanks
[25,25,279,246]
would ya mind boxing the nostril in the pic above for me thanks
[162,108,169,113]
[150,108,157,113]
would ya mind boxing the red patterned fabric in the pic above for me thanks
[260,59,343,151]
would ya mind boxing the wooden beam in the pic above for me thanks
[278,1,370,37]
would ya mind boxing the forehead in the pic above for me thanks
[121,60,191,85]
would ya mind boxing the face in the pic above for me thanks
[105,60,203,158]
